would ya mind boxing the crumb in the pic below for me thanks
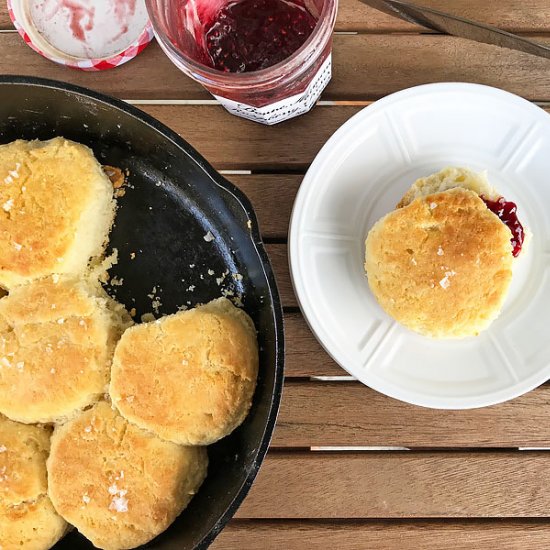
[203,231,214,242]
[437,246,444,256]
[247,220,252,229]
[411,257,417,265]
[187,285,195,292]
[57,318,65,324]
[0,445,6,453]
[50,368,56,374]
[125,396,134,403]
[114,188,126,198]
[129,308,136,317]
[189,264,195,268]
[130,252,136,260]
[430,202,437,209]
[82,494,91,504]
[207,269,215,276]
[232,273,243,281]
[141,313,156,323]
[12,242,22,251]
[110,277,124,287]
[2,199,13,212]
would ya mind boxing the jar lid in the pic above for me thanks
[8,0,154,70]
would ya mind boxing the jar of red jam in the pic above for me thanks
[147,0,337,124]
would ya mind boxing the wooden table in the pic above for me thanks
[3,1,550,547]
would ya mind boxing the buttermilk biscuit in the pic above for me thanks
[397,166,499,208]
[0,276,132,424]
[47,402,207,550]
[0,416,67,550]
[110,297,259,446]
[0,138,115,289]
[365,188,514,338]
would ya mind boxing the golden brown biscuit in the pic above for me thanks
[47,402,207,550]
[0,276,132,424]
[0,138,115,289]
[0,416,67,550]
[110,297,259,446]
[365,188,514,338]
[397,166,499,208]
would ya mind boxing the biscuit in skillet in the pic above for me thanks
[110,297,259,446]
[0,276,131,424]
[47,402,207,550]
[0,416,67,550]
[0,138,115,289]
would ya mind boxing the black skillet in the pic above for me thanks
[0,75,284,549]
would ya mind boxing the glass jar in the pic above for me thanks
[146,0,338,124]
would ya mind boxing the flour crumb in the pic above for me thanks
[0,445,6,453]
[203,231,214,242]
[430,202,437,209]
[437,246,444,256]
[2,199,13,212]
[12,242,22,251]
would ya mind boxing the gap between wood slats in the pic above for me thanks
[4,34,550,104]
[271,381,550,448]
[210,519,550,549]
[234,451,550,519]
[3,1,550,33]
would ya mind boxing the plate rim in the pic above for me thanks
[289,81,550,410]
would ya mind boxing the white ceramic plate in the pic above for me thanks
[289,82,550,409]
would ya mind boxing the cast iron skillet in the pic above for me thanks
[0,75,284,549]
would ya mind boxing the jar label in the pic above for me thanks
[213,54,332,125]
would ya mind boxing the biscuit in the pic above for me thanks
[0,276,132,424]
[0,416,67,550]
[365,188,514,338]
[110,297,259,445]
[0,138,115,289]
[47,401,207,550]
[397,166,499,208]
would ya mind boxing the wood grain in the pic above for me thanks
[283,313,346,377]
[2,0,550,33]
[273,381,550,447]
[236,452,550,518]
[3,34,550,102]
[141,104,360,169]
[265,244,295,308]
[212,520,550,549]
[227,175,300,239]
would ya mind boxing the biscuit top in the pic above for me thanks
[47,401,207,550]
[397,166,499,208]
[0,416,50,505]
[365,188,514,338]
[0,276,131,424]
[0,138,115,288]
[110,297,259,445]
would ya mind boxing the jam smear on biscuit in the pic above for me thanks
[481,196,524,257]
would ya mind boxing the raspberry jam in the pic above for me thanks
[204,0,318,72]
[481,196,524,257]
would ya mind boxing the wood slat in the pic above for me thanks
[227,174,300,240]
[212,520,550,549]
[141,104,360,169]
[2,1,550,33]
[283,313,346,377]
[236,452,550,518]
[336,0,550,33]
[273,381,550,447]
[265,244,295,308]
[3,34,550,102]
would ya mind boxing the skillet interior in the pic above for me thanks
[0,75,284,549]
